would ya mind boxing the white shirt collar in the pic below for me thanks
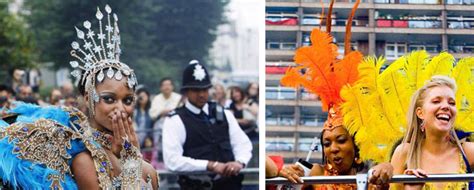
[185,100,209,115]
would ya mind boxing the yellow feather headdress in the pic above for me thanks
[341,50,474,163]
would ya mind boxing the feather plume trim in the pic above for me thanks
[405,50,430,90]
[0,103,86,189]
[343,51,467,163]
[341,56,404,163]
[452,57,474,132]
[282,29,361,111]
[0,138,79,190]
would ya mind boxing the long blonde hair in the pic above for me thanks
[403,75,460,169]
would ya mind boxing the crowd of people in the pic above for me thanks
[0,5,258,189]
[0,69,259,170]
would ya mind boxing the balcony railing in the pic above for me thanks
[266,116,296,126]
[300,116,326,126]
[449,45,474,53]
[266,87,297,100]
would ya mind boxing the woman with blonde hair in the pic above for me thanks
[391,75,474,189]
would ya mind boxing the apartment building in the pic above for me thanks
[265,0,474,163]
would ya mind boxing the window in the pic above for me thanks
[299,115,327,126]
[266,105,296,126]
[266,42,297,50]
[281,42,297,50]
[425,45,438,53]
[298,137,322,152]
[408,45,439,53]
[267,42,280,49]
[385,43,407,60]
[266,138,295,152]
[464,46,474,53]
[266,86,296,100]
[337,42,358,55]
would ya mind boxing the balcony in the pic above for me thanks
[300,115,327,127]
[266,49,295,61]
[266,61,296,67]
[266,86,297,99]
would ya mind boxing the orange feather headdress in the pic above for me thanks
[280,0,361,131]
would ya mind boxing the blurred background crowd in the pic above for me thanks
[0,0,260,188]
[0,69,259,170]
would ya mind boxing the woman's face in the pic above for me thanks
[90,77,135,132]
[231,89,243,102]
[417,85,456,134]
[322,127,356,174]
[248,83,258,97]
[137,91,149,107]
[214,85,225,100]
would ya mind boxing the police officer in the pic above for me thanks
[162,60,252,190]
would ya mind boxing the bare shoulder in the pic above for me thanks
[462,142,474,167]
[309,163,325,176]
[391,142,409,174]
[392,142,409,158]
[142,160,159,189]
[72,151,100,189]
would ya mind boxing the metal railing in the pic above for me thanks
[157,168,259,175]
[158,168,259,189]
[266,173,474,190]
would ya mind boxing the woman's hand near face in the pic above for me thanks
[279,164,305,184]
[369,162,393,189]
[111,110,139,157]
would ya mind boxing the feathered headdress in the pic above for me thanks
[280,0,362,131]
[341,50,474,163]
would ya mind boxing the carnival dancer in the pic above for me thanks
[0,5,158,189]
[339,43,474,189]
[162,60,252,190]
[390,75,474,189]
[275,29,393,188]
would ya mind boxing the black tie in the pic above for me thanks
[199,110,211,125]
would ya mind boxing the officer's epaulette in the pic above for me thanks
[167,110,177,117]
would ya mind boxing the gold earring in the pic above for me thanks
[354,157,362,164]
[420,120,425,132]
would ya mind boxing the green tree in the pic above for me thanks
[0,1,35,80]
[24,0,228,91]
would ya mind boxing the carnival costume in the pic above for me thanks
[340,50,474,189]
[0,5,154,190]
[280,0,362,189]
[339,50,474,162]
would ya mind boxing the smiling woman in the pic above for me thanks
[391,76,474,190]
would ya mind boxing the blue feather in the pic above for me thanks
[10,102,70,126]
[0,119,7,128]
[0,138,79,190]
[0,102,90,189]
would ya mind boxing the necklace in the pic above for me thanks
[315,164,357,190]
[89,128,112,149]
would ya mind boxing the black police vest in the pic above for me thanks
[175,102,235,162]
